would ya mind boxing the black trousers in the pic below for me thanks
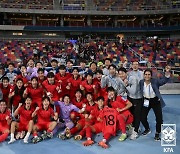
[127,96,143,133]
[141,97,163,133]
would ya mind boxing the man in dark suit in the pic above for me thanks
[139,66,171,141]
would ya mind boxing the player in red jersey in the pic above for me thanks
[15,65,29,87]
[70,89,86,123]
[42,72,60,102]
[94,70,107,98]
[31,96,58,143]
[67,68,82,99]
[8,97,34,144]
[80,96,104,145]
[107,87,133,141]
[8,78,25,111]
[0,100,11,142]
[23,77,44,108]
[0,77,11,106]
[55,65,72,98]
[37,68,47,87]
[80,73,97,97]
[66,93,96,140]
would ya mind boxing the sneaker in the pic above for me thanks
[82,140,94,146]
[32,136,42,144]
[65,128,71,139]
[98,141,109,149]
[154,133,161,141]
[142,129,151,136]
[74,135,82,140]
[57,133,66,140]
[23,138,28,144]
[126,124,134,135]
[47,132,53,139]
[8,138,16,144]
[41,132,48,140]
[129,130,138,140]
[118,133,127,141]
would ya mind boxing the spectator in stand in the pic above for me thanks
[45,59,59,74]
[5,63,17,85]
[103,58,112,76]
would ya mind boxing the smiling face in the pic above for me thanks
[132,61,139,71]
[144,70,152,82]
[25,97,32,108]
[97,99,104,109]
[64,96,70,105]
[109,66,116,76]
[31,78,38,88]
[86,93,93,102]
[0,101,7,113]
[118,70,127,81]
[42,98,50,109]
[108,90,115,100]
[75,91,82,100]
[2,79,9,88]
[16,80,23,89]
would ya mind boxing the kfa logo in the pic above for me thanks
[161,124,176,153]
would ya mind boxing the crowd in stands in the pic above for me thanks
[0,0,53,9]
[0,0,180,10]
[0,38,179,68]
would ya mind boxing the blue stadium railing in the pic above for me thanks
[24,25,180,32]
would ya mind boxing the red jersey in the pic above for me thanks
[0,109,11,127]
[80,80,97,94]
[110,96,131,117]
[37,107,54,124]
[68,76,82,98]
[90,105,103,123]
[93,78,107,98]
[0,83,11,103]
[99,107,118,136]
[38,77,47,87]
[26,86,44,107]
[55,73,72,97]
[16,74,29,86]
[10,86,23,107]
[85,102,97,114]
[72,98,85,109]
[18,106,33,125]
[42,80,59,101]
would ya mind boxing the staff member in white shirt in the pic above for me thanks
[139,66,171,141]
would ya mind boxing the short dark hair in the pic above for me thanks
[118,67,127,73]
[72,67,79,72]
[42,96,50,102]
[8,62,15,67]
[96,69,103,75]
[47,72,55,78]
[85,72,93,78]
[63,94,70,101]
[90,62,97,67]
[35,61,43,67]
[59,65,66,70]
[2,77,9,82]
[37,68,45,73]
[66,60,73,64]
[51,59,58,63]
[75,89,83,95]
[144,69,153,76]
[96,96,104,101]
[31,76,38,82]
[105,58,112,63]
[108,64,117,70]
[107,86,115,92]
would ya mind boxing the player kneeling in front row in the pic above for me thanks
[32,96,58,144]
[0,100,11,143]
[82,96,119,149]
[8,97,34,144]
